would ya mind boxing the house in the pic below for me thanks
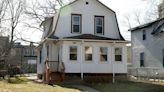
[130,1,164,77]
[37,0,128,83]
[0,36,9,69]
[8,42,37,73]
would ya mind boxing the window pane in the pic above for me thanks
[115,48,122,55]
[70,54,77,60]
[85,47,92,61]
[85,54,92,61]
[73,25,80,32]
[100,55,107,61]
[115,55,122,61]
[70,46,77,53]
[96,26,103,33]
[70,46,77,60]
[96,17,103,25]
[73,16,80,25]
[100,47,107,54]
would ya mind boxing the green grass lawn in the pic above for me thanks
[0,78,81,92]
[90,81,164,92]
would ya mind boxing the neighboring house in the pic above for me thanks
[0,36,9,69]
[8,42,37,73]
[130,1,164,69]
[130,19,164,68]
[37,0,128,82]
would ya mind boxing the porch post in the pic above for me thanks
[112,42,115,83]
[80,40,84,80]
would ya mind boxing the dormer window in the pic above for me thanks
[71,14,82,33]
[95,16,104,35]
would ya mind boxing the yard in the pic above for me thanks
[0,77,81,92]
[90,81,164,92]
[0,77,164,92]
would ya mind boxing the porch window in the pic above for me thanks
[71,14,81,33]
[115,47,122,61]
[85,46,93,61]
[140,52,145,67]
[70,46,77,60]
[95,16,104,34]
[100,47,108,62]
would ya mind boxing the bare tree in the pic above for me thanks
[0,0,26,64]
[0,0,8,36]
[24,0,72,33]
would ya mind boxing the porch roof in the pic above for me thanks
[63,34,125,41]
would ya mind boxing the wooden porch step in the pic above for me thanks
[48,72,65,84]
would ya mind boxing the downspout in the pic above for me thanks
[112,41,116,83]
[80,40,84,80]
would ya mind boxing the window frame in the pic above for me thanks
[69,46,78,61]
[85,46,93,61]
[71,14,82,33]
[100,47,108,62]
[115,47,122,62]
[94,16,104,35]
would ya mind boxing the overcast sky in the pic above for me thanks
[22,0,161,44]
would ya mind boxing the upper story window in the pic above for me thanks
[70,46,78,61]
[71,14,82,33]
[95,16,104,35]
[143,30,146,40]
[100,47,108,62]
[47,45,49,58]
[115,47,122,62]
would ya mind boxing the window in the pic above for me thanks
[143,30,146,40]
[71,14,81,33]
[100,47,108,62]
[115,47,122,61]
[47,45,49,58]
[95,16,104,34]
[140,52,145,67]
[162,49,164,67]
[85,46,93,61]
[70,46,78,60]
[39,50,42,64]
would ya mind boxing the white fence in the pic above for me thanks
[128,67,164,80]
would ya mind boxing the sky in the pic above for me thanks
[20,0,161,44]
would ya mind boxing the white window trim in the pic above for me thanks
[95,16,104,35]
[71,14,81,34]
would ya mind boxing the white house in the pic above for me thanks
[37,0,128,82]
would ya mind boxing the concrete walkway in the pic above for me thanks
[70,84,100,92]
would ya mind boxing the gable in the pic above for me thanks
[44,0,124,40]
